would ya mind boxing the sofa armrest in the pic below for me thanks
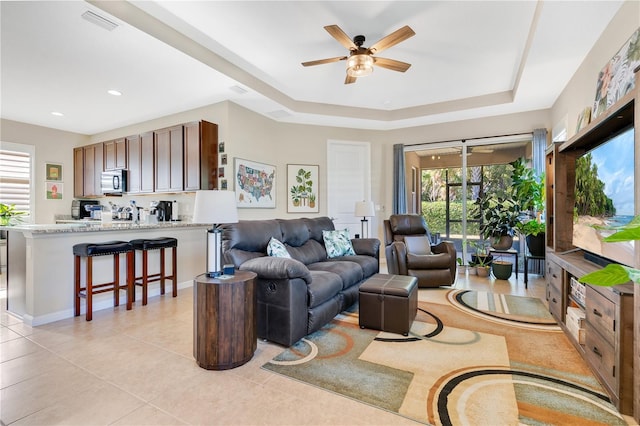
[239,257,312,284]
[432,240,456,258]
[385,241,409,275]
[351,238,380,259]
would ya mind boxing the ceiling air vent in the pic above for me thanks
[81,10,118,31]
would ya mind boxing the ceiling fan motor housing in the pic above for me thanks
[353,34,366,48]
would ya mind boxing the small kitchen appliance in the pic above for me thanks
[71,199,99,219]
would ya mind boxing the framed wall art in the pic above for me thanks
[287,164,319,213]
[234,158,276,208]
[45,162,63,181]
[45,182,63,200]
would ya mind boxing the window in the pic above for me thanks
[0,142,34,217]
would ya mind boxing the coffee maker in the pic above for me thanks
[155,201,173,222]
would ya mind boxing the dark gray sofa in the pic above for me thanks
[220,217,380,346]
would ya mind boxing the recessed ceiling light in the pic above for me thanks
[51,112,64,117]
[107,89,122,96]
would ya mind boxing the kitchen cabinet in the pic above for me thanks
[75,120,217,196]
[127,132,155,194]
[154,125,184,192]
[104,138,126,170]
[74,143,104,197]
[73,147,84,198]
[184,120,218,191]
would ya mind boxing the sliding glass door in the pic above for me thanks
[405,136,532,265]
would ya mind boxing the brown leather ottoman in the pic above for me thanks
[359,274,418,336]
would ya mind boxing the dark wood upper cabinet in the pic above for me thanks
[80,143,104,197]
[73,147,84,198]
[74,120,217,197]
[184,120,218,191]
[154,125,184,192]
[104,138,127,170]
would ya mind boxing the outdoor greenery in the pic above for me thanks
[422,201,480,235]
[574,153,615,217]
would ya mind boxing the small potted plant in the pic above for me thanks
[516,219,546,256]
[511,157,546,256]
[470,253,491,277]
[491,253,513,280]
[0,203,26,226]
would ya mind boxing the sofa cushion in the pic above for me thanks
[407,252,451,269]
[277,218,310,247]
[328,255,379,278]
[404,235,432,255]
[308,260,363,289]
[322,229,356,258]
[307,271,343,308]
[267,237,291,258]
[286,239,327,265]
[304,217,335,242]
[221,220,281,254]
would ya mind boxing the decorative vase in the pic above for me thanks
[525,233,545,257]
[491,235,513,250]
[492,261,513,280]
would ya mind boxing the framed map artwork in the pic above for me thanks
[234,158,276,208]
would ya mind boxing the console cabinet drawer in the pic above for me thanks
[585,286,615,346]
[584,326,616,395]
[546,260,563,321]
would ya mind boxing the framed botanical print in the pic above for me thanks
[287,164,319,213]
[234,158,276,208]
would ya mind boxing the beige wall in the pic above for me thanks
[0,119,89,223]
[3,2,636,229]
[551,0,640,141]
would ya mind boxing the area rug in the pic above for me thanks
[262,289,627,425]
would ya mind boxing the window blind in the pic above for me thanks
[0,148,32,214]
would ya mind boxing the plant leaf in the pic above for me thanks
[603,226,640,242]
[578,264,634,286]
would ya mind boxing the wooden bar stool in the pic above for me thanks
[73,241,134,321]
[130,237,178,305]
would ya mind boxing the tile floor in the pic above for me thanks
[0,269,566,425]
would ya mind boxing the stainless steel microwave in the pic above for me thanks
[101,169,127,195]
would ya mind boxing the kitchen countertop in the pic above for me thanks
[1,221,210,234]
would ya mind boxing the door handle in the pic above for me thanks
[592,308,602,317]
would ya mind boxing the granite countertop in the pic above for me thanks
[1,221,210,234]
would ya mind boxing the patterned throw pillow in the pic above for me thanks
[322,229,356,258]
[267,237,291,258]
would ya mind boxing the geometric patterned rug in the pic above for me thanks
[263,289,627,425]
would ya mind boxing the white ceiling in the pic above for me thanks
[0,1,624,135]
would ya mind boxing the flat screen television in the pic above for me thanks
[572,125,636,267]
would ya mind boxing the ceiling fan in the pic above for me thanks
[302,24,415,84]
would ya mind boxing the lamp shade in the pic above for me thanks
[355,201,375,218]
[192,190,238,224]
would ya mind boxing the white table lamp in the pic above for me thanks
[355,200,375,238]
[192,190,238,277]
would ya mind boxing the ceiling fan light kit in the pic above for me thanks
[302,24,415,84]
[346,54,373,77]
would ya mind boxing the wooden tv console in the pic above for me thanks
[544,68,639,419]
[546,250,634,414]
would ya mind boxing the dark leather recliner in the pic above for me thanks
[384,214,457,287]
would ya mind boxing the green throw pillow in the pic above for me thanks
[267,237,291,258]
[322,229,356,258]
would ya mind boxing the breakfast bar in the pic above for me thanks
[3,221,209,326]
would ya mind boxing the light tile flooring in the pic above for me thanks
[0,269,580,425]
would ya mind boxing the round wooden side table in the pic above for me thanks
[193,270,257,370]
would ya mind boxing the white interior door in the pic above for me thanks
[327,140,371,238]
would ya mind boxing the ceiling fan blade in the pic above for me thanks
[302,56,347,67]
[344,74,357,84]
[368,25,415,54]
[324,25,357,50]
[374,57,411,72]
